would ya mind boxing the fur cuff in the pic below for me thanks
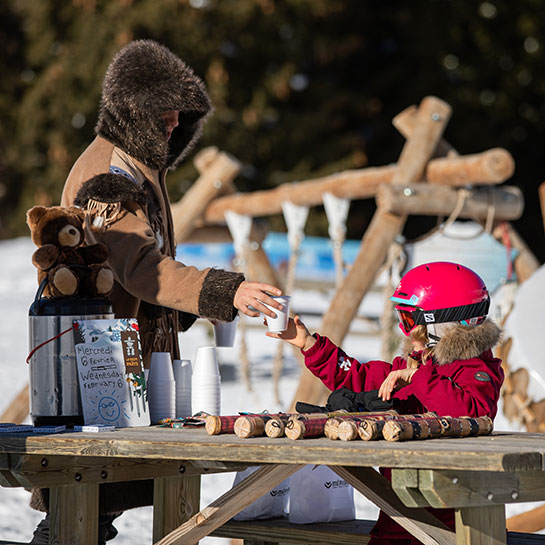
[74,173,147,207]
[198,269,244,321]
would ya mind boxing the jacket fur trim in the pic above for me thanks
[199,268,245,321]
[402,319,502,365]
[96,39,212,170]
[74,173,147,207]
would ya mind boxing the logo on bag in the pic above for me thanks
[270,487,289,497]
[338,356,351,371]
[323,479,348,489]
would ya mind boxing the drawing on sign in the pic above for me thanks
[73,318,150,428]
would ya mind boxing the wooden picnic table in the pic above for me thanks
[0,427,544,545]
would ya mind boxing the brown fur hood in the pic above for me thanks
[96,39,212,171]
[402,319,502,365]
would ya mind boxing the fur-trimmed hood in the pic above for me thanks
[96,39,212,171]
[403,319,502,366]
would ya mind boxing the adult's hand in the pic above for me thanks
[234,281,282,318]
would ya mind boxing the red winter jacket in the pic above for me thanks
[302,319,504,544]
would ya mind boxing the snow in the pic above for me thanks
[0,236,541,543]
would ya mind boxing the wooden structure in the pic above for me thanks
[1,427,545,544]
[170,95,533,409]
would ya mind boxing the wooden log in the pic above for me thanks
[425,148,514,186]
[0,384,29,425]
[171,149,241,242]
[394,105,515,185]
[376,184,523,221]
[201,152,508,224]
[290,96,452,407]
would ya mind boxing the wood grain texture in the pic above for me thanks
[455,505,507,545]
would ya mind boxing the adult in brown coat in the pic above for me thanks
[29,39,282,544]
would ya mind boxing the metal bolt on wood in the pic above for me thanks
[40,458,48,467]
[452,476,458,484]
[179,464,186,474]
[511,491,519,500]
[487,492,494,501]
[101,470,108,480]
[74,473,82,482]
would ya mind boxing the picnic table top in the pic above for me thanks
[0,427,543,472]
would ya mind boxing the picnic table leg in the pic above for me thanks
[455,505,506,545]
[153,475,201,543]
[49,483,99,545]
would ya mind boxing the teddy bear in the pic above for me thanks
[26,205,114,299]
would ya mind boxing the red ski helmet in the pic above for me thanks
[390,261,490,336]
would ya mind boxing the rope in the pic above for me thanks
[439,187,497,240]
[26,326,73,364]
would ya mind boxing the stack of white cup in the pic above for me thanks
[191,346,221,416]
[173,359,192,418]
[147,352,176,424]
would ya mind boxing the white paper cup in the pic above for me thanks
[149,352,174,383]
[173,359,192,386]
[213,316,239,348]
[193,346,219,377]
[262,295,291,333]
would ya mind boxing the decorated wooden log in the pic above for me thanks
[205,414,271,435]
[285,417,330,440]
[352,411,440,441]
[323,417,343,440]
[376,184,523,221]
[234,415,270,438]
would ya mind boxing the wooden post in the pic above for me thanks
[539,180,545,235]
[171,149,240,242]
[0,384,29,424]
[455,505,506,545]
[153,475,201,542]
[49,483,99,545]
[289,96,452,408]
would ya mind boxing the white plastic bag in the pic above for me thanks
[288,464,355,524]
[232,466,290,521]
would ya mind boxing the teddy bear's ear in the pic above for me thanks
[69,206,86,222]
[26,206,48,229]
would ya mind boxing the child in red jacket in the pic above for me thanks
[267,261,504,544]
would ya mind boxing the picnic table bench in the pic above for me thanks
[1,427,545,544]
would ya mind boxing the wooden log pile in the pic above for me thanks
[204,412,494,442]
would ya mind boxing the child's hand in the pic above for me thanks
[265,315,315,350]
[378,368,418,401]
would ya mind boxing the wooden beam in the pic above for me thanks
[415,469,545,508]
[0,384,29,425]
[376,184,523,221]
[290,96,452,407]
[201,151,508,224]
[539,181,545,236]
[506,504,545,533]
[455,505,506,545]
[7,454,247,489]
[50,483,99,545]
[153,475,201,543]
[331,466,455,545]
[171,149,240,242]
[155,464,304,545]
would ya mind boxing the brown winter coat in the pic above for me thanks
[30,39,243,515]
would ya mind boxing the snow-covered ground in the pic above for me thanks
[0,236,541,543]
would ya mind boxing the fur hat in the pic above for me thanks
[96,39,212,170]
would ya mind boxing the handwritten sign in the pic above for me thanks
[73,318,150,428]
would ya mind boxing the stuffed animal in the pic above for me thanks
[26,205,114,298]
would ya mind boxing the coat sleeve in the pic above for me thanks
[302,334,394,392]
[74,174,244,321]
[397,358,502,419]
